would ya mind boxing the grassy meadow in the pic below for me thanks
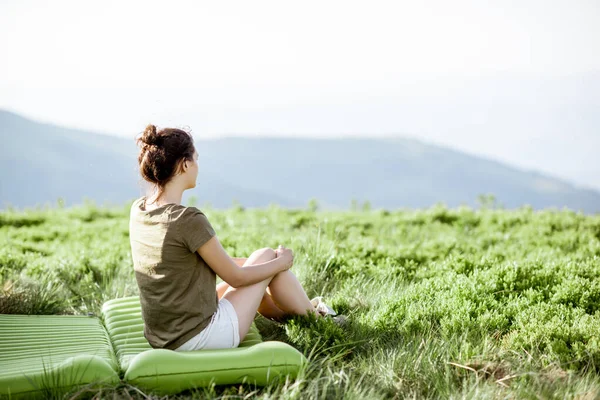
[1,199,600,399]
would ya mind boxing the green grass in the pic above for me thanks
[1,200,600,399]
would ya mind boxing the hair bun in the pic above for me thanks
[142,124,162,146]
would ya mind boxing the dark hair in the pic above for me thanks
[135,124,195,202]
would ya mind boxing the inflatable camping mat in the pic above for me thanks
[0,295,307,398]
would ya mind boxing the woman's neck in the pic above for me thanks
[146,192,183,207]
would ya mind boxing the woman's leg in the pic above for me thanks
[267,269,317,315]
[221,247,320,342]
[216,280,287,321]
[217,249,316,320]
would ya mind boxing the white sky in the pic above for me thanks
[1,0,599,190]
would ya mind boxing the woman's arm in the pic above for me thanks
[198,238,286,288]
[231,257,248,267]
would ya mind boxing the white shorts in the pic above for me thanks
[174,298,240,351]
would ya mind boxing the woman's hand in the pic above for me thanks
[275,245,294,270]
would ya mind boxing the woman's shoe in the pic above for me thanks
[310,296,337,316]
[310,297,349,327]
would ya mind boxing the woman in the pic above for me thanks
[129,124,335,352]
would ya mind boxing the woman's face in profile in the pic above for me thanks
[186,150,199,188]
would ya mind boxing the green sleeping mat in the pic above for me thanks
[0,296,307,397]
[0,314,120,398]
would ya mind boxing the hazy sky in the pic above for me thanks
[1,0,599,190]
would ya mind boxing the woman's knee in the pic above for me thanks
[247,247,276,264]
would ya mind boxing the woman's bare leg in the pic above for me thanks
[217,280,287,321]
[221,248,320,342]
[267,269,316,315]
[217,250,316,319]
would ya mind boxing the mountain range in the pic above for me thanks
[1,109,599,214]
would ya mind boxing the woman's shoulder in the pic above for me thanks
[131,196,143,207]
[171,205,210,223]
[129,197,143,216]
[184,205,208,215]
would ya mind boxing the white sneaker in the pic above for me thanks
[310,296,337,316]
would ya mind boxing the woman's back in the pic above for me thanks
[129,196,218,350]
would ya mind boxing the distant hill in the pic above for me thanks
[1,109,599,214]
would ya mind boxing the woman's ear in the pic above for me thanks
[177,160,187,175]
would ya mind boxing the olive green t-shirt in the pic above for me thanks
[129,196,218,350]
